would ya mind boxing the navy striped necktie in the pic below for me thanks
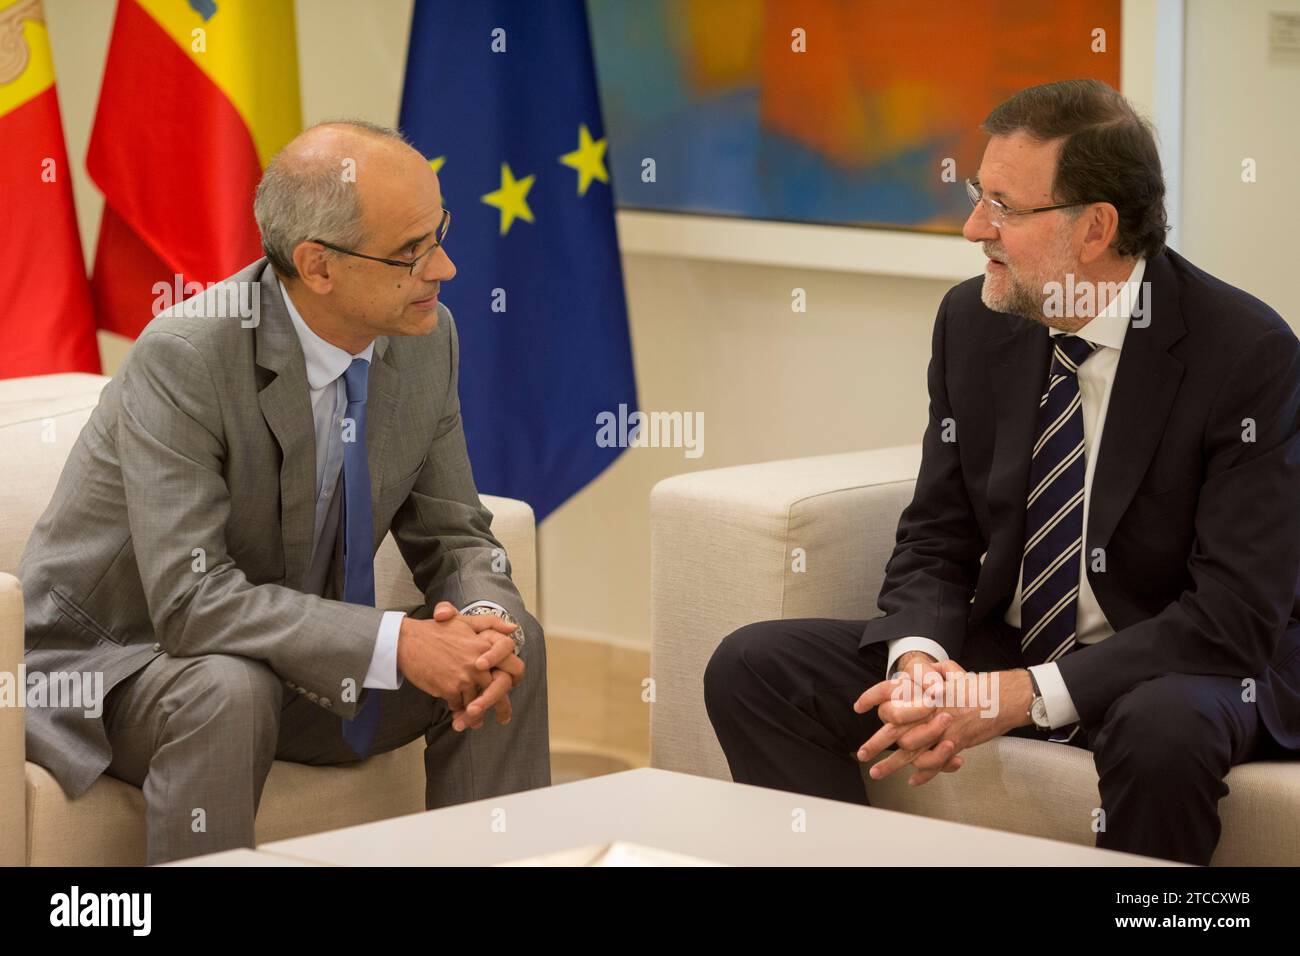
[1019,334,1097,745]
[1020,333,1098,666]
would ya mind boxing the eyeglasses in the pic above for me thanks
[311,207,451,276]
[965,180,1095,229]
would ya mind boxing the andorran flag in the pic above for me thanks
[87,0,300,338]
[0,0,99,378]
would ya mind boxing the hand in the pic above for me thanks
[395,603,524,731]
[430,601,524,731]
[855,652,968,783]
[860,666,1034,787]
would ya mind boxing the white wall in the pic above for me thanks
[42,0,1298,652]
[1180,0,1300,321]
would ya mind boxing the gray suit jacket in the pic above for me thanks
[19,258,540,797]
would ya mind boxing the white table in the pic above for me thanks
[213,768,1180,867]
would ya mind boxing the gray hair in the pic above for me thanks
[253,119,413,278]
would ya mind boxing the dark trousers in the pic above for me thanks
[704,617,1286,866]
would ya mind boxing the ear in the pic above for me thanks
[1077,202,1120,265]
[291,241,336,294]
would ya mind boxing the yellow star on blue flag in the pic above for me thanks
[559,123,609,196]
[480,162,536,235]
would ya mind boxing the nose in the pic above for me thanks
[962,203,998,244]
[421,243,456,283]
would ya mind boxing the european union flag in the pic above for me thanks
[399,0,637,521]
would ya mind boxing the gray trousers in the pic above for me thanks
[101,607,551,864]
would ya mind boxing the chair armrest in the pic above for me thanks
[0,572,26,865]
[649,445,921,781]
[373,494,539,616]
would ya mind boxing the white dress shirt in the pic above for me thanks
[279,278,507,691]
[886,259,1147,729]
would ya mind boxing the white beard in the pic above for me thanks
[980,226,1077,324]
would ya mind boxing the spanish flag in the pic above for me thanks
[0,0,99,378]
[87,0,300,339]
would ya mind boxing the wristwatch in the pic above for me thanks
[461,604,526,656]
[1026,669,1051,729]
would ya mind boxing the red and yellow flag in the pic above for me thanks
[88,0,300,338]
[0,0,100,377]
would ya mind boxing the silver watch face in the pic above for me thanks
[1031,697,1051,728]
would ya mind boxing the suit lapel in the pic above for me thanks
[364,338,399,537]
[978,318,1052,616]
[1087,253,1186,550]
[255,269,317,590]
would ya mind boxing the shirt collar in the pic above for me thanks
[1048,257,1146,353]
[277,276,375,389]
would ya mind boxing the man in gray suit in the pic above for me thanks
[18,121,550,864]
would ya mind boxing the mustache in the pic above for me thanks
[983,244,1008,262]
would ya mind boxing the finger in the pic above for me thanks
[866,747,918,781]
[484,652,525,688]
[433,602,459,622]
[462,616,519,636]
[492,690,513,725]
[857,676,920,712]
[456,667,492,719]
[475,634,519,671]
[465,671,512,720]
[856,721,903,764]
[894,711,952,752]
[911,738,960,774]
[870,676,938,726]
[449,703,486,732]
[909,748,962,787]
[878,696,938,727]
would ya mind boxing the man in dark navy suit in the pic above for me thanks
[704,79,1299,866]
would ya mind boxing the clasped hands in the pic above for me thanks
[395,601,526,733]
[853,651,1034,787]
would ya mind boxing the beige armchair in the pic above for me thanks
[650,447,1300,865]
[0,373,538,866]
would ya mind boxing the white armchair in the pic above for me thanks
[650,447,1300,865]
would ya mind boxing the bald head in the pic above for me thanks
[254,120,436,279]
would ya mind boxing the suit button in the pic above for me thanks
[152,643,161,652]
[319,697,332,708]
[307,692,319,702]
[297,686,307,695]
[286,680,295,689]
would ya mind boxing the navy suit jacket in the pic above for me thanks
[861,248,1300,750]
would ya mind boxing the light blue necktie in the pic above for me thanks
[338,358,381,757]
[1019,335,1097,746]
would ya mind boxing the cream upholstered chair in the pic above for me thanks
[0,373,538,866]
[650,447,1300,866]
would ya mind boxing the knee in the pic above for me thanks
[1095,675,1226,776]
[166,655,283,737]
[704,620,783,707]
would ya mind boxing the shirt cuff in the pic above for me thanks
[363,611,407,690]
[885,636,949,677]
[1028,663,1080,728]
